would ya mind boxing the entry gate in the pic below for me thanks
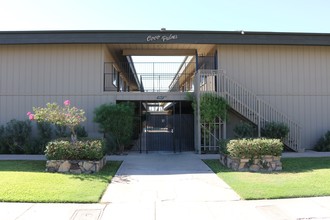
[146,114,174,151]
[142,101,194,152]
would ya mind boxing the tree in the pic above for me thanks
[27,100,86,142]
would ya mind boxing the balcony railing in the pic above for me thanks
[104,56,216,93]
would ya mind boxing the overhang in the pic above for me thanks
[0,30,330,46]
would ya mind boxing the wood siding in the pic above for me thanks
[218,45,330,149]
[0,44,116,136]
[0,44,104,96]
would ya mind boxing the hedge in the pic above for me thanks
[226,138,283,158]
[45,139,105,160]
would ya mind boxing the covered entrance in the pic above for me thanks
[110,42,218,153]
[119,100,194,153]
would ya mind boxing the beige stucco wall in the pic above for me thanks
[218,44,330,149]
[0,44,116,136]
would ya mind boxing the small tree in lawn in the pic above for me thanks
[94,102,134,153]
[27,100,86,142]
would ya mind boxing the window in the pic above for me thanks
[104,63,119,91]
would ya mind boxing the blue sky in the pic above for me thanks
[0,0,329,33]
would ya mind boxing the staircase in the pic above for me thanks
[196,69,301,152]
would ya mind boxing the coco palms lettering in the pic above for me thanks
[146,34,178,42]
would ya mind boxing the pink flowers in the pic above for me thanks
[64,100,71,106]
[26,99,86,143]
[27,112,35,120]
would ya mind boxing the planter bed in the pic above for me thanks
[219,152,282,172]
[46,156,107,174]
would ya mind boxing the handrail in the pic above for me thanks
[197,69,301,152]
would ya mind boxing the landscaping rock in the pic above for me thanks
[249,165,260,172]
[83,161,94,171]
[219,153,282,172]
[46,157,106,174]
[58,161,71,172]
[46,160,58,168]
[70,169,82,174]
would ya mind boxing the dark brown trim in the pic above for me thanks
[0,30,330,46]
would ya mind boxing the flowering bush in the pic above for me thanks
[226,138,283,158]
[27,100,86,142]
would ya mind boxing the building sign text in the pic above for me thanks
[146,34,178,42]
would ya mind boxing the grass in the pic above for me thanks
[0,160,122,203]
[204,157,330,200]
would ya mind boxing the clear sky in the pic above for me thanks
[0,0,329,33]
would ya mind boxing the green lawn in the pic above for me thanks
[0,160,121,203]
[204,157,330,200]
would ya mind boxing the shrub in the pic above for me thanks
[94,102,135,153]
[75,125,88,138]
[200,93,228,123]
[27,122,53,154]
[0,125,8,153]
[4,119,32,154]
[188,92,228,123]
[37,122,53,141]
[219,139,229,155]
[104,133,118,154]
[233,122,256,138]
[45,139,105,160]
[54,125,69,138]
[226,138,283,158]
[314,131,330,152]
[261,122,289,140]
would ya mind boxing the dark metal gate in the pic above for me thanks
[142,101,194,152]
[146,114,174,151]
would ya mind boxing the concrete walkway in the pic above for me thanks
[100,152,240,220]
[0,151,330,219]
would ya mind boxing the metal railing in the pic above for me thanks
[104,62,196,92]
[196,69,301,152]
[200,119,225,151]
[104,56,216,93]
